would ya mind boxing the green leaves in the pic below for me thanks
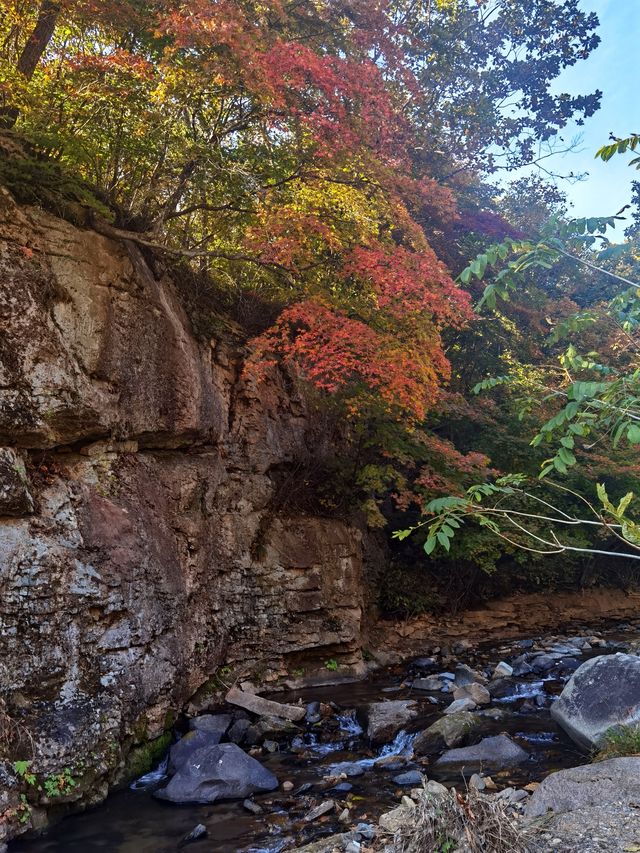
[472,376,511,395]
[596,484,640,547]
[628,424,640,444]
[595,134,640,168]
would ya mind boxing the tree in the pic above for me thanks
[400,136,640,563]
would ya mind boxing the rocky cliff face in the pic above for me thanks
[0,188,365,835]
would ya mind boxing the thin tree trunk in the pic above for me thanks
[1,0,60,129]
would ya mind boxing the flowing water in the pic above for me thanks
[11,620,639,853]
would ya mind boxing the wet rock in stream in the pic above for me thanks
[188,713,232,738]
[168,729,217,774]
[365,700,418,744]
[413,710,481,755]
[452,682,490,705]
[443,697,476,714]
[434,734,529,774]
[551,653,640,749]
[155,743,279,804]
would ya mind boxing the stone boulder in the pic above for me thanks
[444,698,476,714]
[452,683,490,706]
[188,713,232,739]
[155,743,278,804]
[454,664,487,687]
[434,735,528,773]
[526,757,640,817]
[366,700,417,745]
[168,730,213,774]
[244,715,299,746]
[551,653,640,749]
[413,711,480,756]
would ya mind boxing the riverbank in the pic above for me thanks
[11,618,640,853]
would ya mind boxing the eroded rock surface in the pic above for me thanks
[526,757,640,818]
[551,654,640,749]
[155,742,278,804]
[0,189,365,840]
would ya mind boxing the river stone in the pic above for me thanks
[454,664,487,687]
[366,700,417,744]
[526,757,640,817]
[331,761,366,777]
[244,714,299,745]
[434,734,528,773]
[169,730,217,774]
[290,833,353,853]
[393,770,423,786]
[551,653,640,749]
[511,654,533,677]
[412,675,444,691]
[487,677,518,698]
[531,653,564,673]
[227,717,251,743]
[492,661,513,679]
[444,697,476,714]
[188,713,232,738]
[378,799,415,833]
[453,683,490,706]
[155,743,278,803]
[413,711,481,755]
[374,754,408,771]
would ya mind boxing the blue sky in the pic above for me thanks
[532,0,639,223]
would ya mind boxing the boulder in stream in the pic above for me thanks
[444,697,476,714]
[188,713,232,739]
[244,714,299,745]
[551,653,640,749]
[453,683,490,705]
[155,742,278,804]
[412,674,445,691]
[169,730,216,774]
[492,661,513,679]
[434,734,528,773]
[413,711,481,755]
[365,700,418,744]
[454,664,487,687]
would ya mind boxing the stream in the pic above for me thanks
[12,619,640,853]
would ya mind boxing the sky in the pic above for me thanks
[531,0,640,223]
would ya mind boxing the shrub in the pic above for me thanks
[594,725,640,762]
[384,786,533,853]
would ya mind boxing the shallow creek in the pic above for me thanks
[12,620,640,853]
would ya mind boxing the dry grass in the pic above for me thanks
[0,698,34,760]
[386,786,536,853]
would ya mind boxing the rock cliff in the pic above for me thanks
[0,187,365,836]
[2,188,639,842]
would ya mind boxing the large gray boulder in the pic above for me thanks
[526,757,640,817]
[188,713,232,738]
[168,730,215,774]
[434,734,528,773]
[366,700,417,745]
[155,743,278,804]
[413,711,481,756]
[551,653,640,749]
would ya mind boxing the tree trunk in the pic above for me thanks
[1,0,60,129]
